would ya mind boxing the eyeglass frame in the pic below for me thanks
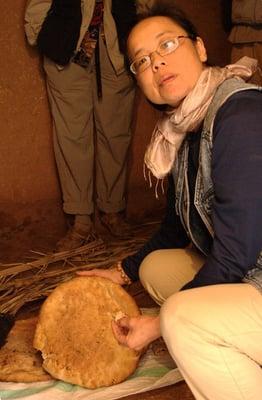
[129,34,196,75]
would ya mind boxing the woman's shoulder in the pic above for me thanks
[213,88,262,141]
[217,88,262,122]
[204,78,260,135]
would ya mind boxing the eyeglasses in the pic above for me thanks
[130,36,193,75]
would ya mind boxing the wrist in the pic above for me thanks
[152,316,161,340]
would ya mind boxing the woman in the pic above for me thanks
[79,1,262,398]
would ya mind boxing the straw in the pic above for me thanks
[0,221,159,315]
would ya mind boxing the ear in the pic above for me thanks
[195,37,207,63]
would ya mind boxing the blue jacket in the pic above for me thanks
[123,79,262,292]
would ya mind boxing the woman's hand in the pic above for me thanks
[112,315,161,352]
[76,267,125,285]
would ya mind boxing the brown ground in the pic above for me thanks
[0,219,194,400]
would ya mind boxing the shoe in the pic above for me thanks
[56,223,97,252]
[100,212,130,237]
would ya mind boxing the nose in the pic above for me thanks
[151,52,167,72]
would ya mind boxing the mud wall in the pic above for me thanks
[0,0,231,238]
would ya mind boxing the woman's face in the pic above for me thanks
[127,16,207,107]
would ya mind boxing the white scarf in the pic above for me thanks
[144,57,257,180]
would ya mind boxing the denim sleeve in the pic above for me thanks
[182,90,262,290]
[122,175,190,282]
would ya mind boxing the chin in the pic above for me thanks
[161,86,188,108]
[148,100,168,111]
[146,93,164,105]
[169,100,183,108]
[167,93,187,108]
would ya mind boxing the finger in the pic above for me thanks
[111,321,129,346]
[116,316,130,329]
[76,269,100,276]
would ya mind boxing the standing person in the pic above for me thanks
[79,1,262,399]
[24,0,137,250]
[229,0,262,85]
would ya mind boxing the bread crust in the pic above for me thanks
[34,277,141,388]
[0,317,52,382]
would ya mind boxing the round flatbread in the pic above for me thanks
[0,317,52,382]
[34,276,141,388]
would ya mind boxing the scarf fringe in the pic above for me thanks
[143,164,165,199]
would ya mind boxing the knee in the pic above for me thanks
[139,250,163,287]
[160,288,216,350]
[160,290,201,349]
[160,292,186,342]
[139,250,167,305]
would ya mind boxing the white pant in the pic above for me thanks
[161,284,262,400]
[139,249,262,400]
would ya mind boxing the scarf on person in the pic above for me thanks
[144,57,257,181]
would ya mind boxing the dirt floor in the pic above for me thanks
[0,218,194,400]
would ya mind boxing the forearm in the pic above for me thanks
[122,174,190,282]
[122,222,189,282]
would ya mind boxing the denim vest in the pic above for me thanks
[172,78,262,292]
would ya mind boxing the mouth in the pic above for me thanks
[159,74,177,87]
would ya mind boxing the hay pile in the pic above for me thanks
[0,222,158,315]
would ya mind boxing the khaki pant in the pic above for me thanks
[43,38,135,215]
[139,248,205,305]
[140,249,262,400]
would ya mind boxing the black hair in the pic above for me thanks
[136,0,199,40]
[123,0,199,59]
[123,1,201,111]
